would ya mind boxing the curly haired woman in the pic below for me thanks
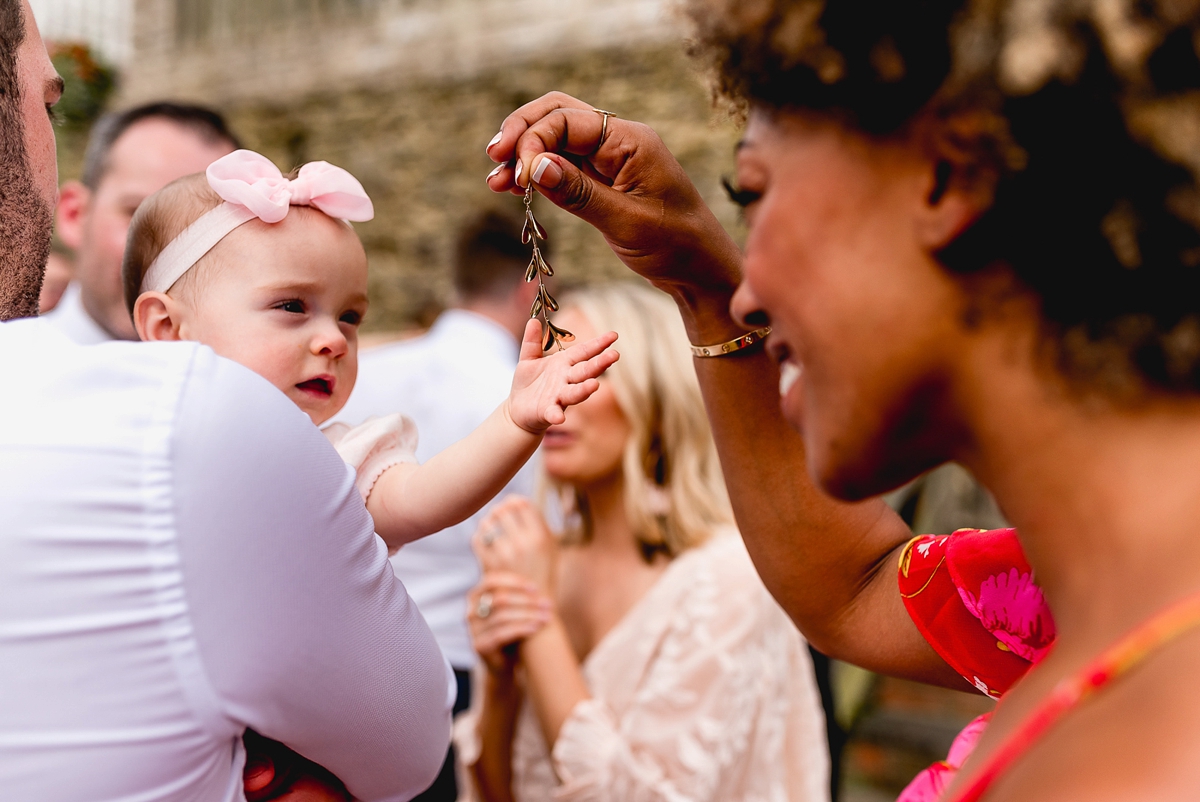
[480,1,1200,799]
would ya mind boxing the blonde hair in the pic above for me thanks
[543,281,733,559]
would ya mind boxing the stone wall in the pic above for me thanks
[112,1,745,331]
[221,45,743,330]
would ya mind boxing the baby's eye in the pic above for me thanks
[277,299,306,314]
[340,310,363,326]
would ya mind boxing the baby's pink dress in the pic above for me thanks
[322,413,418,514]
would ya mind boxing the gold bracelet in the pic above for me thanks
[690,326,771,358]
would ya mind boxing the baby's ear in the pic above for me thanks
[133,292,184,343]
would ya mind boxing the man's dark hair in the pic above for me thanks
[453,208,545,302]
[81,102,242,190]
[0,0,51,320]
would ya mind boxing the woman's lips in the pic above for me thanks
[296,376,334,397]
[542,429,575,447]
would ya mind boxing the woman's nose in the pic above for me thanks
[730,280,770,330]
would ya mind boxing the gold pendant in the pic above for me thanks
[522,185,574,351]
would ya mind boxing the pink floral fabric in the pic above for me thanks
[897,528,1056,801]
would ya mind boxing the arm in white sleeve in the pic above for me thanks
[171,349,453,802]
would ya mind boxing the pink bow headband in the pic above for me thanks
[140,149,375,294]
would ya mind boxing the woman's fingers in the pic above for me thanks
[473,620,548,657]
[468,586,552,657]
[513,107,617,186]
[487,92,596,165]
[470,570,541,597]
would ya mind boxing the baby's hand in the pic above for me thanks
[507,319,618,433]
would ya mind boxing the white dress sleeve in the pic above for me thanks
[171,350,453,802]
[323,412,419,502]
[546,540,829,802]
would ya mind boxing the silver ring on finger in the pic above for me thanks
[476,592,494,619]
[591,107,616,150]
[481,526,501,546]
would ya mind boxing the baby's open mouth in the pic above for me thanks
[296,377,333,397]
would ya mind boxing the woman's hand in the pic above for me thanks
[506,319,618,433]
[473,496,559,594]
[467,571,553,675]
[485,91,746,340]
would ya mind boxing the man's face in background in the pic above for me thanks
[55,118,235,339]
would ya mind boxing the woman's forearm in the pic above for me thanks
[493,93,958,686]
[472,669,525,802]
[520,617,590,748]
[672,281,962,685]
[369,405,539,549]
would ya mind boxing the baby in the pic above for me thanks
[122,149,618,554]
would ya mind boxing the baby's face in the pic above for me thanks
[178,208,369,425]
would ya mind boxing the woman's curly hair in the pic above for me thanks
[688,0,1200,395]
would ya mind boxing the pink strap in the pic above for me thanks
[140,149,374,294]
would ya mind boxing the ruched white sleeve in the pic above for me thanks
[172,348,453,802]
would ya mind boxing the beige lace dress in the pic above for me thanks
[460,531,831,802]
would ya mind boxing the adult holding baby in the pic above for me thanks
[0,2,450,800]
[462,282,829,802]
[484,0,1200,798]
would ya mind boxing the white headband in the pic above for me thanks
[140,149,375,294]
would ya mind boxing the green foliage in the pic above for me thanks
[50,44,116,132]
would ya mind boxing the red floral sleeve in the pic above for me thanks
[898,528,1056,698]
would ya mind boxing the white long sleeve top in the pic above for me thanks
[0,318,453,802]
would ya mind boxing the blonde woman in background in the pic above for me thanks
[462,282,829,802]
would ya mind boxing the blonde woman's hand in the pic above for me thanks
[467,572,553,675]
[473,496,559,596]
[506,320,618,433]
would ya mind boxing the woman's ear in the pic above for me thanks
[133,292,185,343]
[914,159,989,253]
[913,112,1001,253]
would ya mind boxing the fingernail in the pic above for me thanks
[513,159,524,188]
[486,163,504,181]
[486,131,503,152]
[532,155,562,188]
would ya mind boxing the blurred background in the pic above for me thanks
[33,0,742,334]
[30,2,1001,799]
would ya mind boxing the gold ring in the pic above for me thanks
[476,593,494,619]
[591,108,616,149]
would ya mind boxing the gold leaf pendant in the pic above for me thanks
[523,185,574,351]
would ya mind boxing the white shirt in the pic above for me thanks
[40,281,113,344]
[0,318,453,802]
[336,309,534,669]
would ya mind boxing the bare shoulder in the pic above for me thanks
[985,630,1200,800]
